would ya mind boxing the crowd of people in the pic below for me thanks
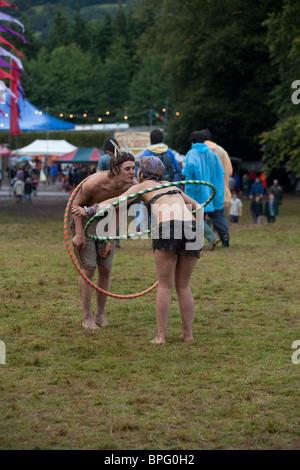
[3,129,286,343]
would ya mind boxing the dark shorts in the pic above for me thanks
[151,219,202,258]
[70,218,115,271]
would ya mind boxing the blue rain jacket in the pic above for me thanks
[182,143,225,212]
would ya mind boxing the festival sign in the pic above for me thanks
[114,131,150,155]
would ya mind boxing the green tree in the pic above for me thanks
[46,9,72,52]
[93,38,131,120]
[131,0,280,156]
[260,0,300,176]
[128,52,170,125]
[91,13,113,61]
[72,6,91,52]
[23,44,95,116]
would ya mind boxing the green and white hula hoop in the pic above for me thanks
[84,180,216,242]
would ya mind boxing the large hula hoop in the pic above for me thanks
[63,176,159,299]
[84,180,216,242]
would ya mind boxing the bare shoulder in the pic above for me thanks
[74,172,109,205]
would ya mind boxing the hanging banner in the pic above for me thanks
[0,46,23,70]
[0,24,26,43]
[0,80,5,103]
[10,59,22,136]
[0,36,23,57]
[0,1,18,9]
[0,12,24,32]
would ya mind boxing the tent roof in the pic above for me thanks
[0,93,75,132]
[13,139,77,156]
[55,147,103,164]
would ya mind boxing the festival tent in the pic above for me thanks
[55,147,103,164]
[0,93,75,132]
[12,139,77,157]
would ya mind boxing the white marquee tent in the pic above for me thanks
[12,139,77,157]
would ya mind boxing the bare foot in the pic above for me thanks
[82,318,99,330]
[179,334,194,342]
[95,315,109,328]
[150,336,166,344]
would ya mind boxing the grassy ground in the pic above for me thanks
[0,195,299,450]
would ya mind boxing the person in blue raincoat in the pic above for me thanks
[182,130,230,247]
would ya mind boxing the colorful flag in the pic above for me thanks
[10,59,21,135]
[0,12,25,32]
[0,1,18,9]
[0,36,23,57]
[0,46,23,70]
[0,24,26,43]
[0,79,5,103]
[0,55,20,71]
[0,68,13,80]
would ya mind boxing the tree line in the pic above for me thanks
[11,0,300,174]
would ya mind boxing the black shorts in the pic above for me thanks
[151,219,201,258]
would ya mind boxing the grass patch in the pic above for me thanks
[0,196,300,450]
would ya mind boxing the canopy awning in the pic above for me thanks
[55,147,103,164]
[0,94,75,132]
[13,139,77,157]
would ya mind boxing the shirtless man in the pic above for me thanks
[71,151,136,330]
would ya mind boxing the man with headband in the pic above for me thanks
[71,149,136,330]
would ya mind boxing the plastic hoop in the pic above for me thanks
[84,180,216,242]
[63,176,159,299]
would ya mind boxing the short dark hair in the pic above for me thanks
[189,129,212,144]
[103,137,119,155]
[150,129,164,145]
[108,151,135,178]
[199,128,212,141]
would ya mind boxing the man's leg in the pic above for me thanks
[204,221,220,250]
[95,265,111,327]
[94,241,115,326]
[207,209,230,247]
[79,268,99,330]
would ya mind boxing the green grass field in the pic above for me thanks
[0,195,299,450]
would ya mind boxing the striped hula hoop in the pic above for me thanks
[84,180,216,242]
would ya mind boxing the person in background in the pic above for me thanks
[31,174,39,196]
[242,173,250,199]
[250,177,264,199]
[250,193,263,224]
[269,179,284,209]
[140,128,179,182]
[182,130,229,247]
[201,128,233,208]
[204,223,220,251]
[260,172,267,191]
[24,177,33,204]
[264,193,278,223]
[97,137,120,172]
[248,170,257,186]
[228,192,243,223]
[13,177,24,203]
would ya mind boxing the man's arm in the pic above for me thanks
[72,185,93,251]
